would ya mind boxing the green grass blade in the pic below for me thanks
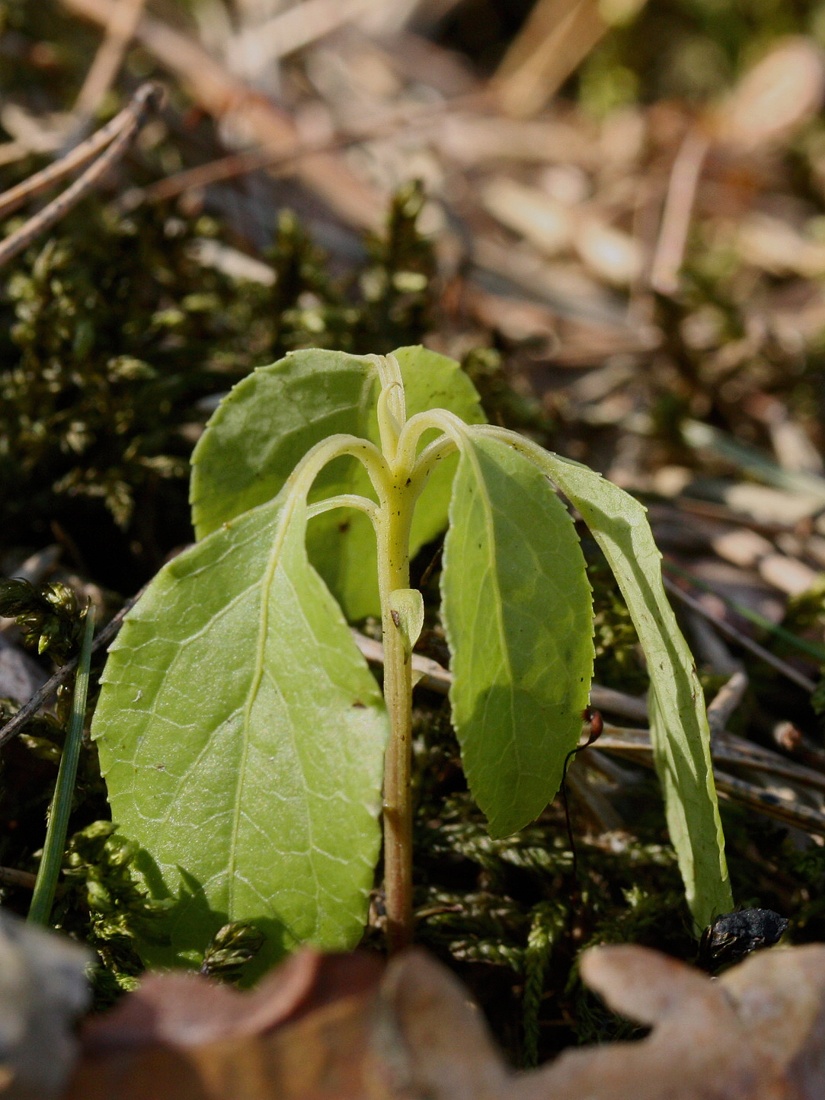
[28,605,96,926]
[664,559,825,664]
[682,420,825,504]
[441,434,593,838]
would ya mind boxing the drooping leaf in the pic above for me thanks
[191,346,486,620]
[441,434,593,838]
[524,444,732,929]
[92,491,388,975]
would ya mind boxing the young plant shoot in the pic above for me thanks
[92,347,732,973]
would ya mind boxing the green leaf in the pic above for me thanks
[92,491,388,974]
[192,346,486,620]
[441,434,594,838]
[190,349,379,539]
[528,447,732,929]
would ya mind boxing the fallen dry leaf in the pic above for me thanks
[525,944,825,1100]
[68,951,385,1100]
[60,0,385,229]
[714,36,825,152]
[80,949,383,1053]
[65,943,825,1100]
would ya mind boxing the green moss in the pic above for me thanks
[0,182,441,574]
[0,202,263,547]
[53,821,173,1005]
[0,577,84,662]
[266,180,437,357]
[410,710,691,1064]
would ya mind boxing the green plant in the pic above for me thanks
[91,346,732,974]
[54,820,172,1002]
[27,604,95,926]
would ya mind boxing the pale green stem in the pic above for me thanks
[307,494,378,523]
[397,408,466,479]
[288,387,459,953]
[277,413,423,950]
[28,606,95,926]
[375,469,417,953]
[369,356,423,952]
[283,432,391,506]
[370,406,467,951]
[407,433,459,497]
[263,428,419,946]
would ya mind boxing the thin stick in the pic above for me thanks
[649,129,710,294]
[597,725,825,832]
[0,867,37,890]
[0,82,161,220]
[352,629,650,721]
[666,559,825,664]
[28,606,96,926]
[70,0,148,136]
[706,670,749,739]
[61,0,382,229]
[0,82,164,268]
[136,89,486,207]
[662,576,817,694]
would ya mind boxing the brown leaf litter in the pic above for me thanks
[60,942,825,1100]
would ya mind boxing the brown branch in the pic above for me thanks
[0,83,164,268]
[59,0,385,229]
[69,0,149,142]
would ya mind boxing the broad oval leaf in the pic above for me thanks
[441,434,593,838]
[92,491,388,975]
[524,445,732,930]
[191,346,486,620]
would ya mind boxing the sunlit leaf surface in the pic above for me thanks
[442,434,593,837]
[190,349,378,540]
[92,492,388,973]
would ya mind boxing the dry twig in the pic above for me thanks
[0,82,164,268]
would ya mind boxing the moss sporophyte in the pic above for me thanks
[91,346,732,973]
